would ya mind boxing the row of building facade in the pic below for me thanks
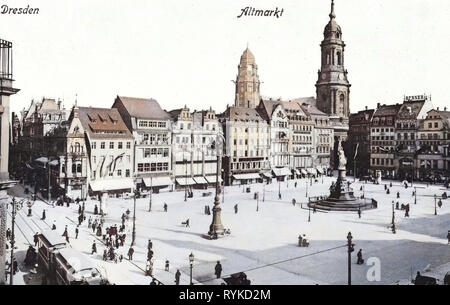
[348,95,450,182]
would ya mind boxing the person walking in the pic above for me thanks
[128,247,134,260]
[175,269,181,285]
[91,241,97,254]
[163,203,168,212]
[357,249,364,265]
[42,209,46,220]
[234,204,238,214]
[33,232,39,246]
[75,226,79,239]
[62,225,68,237]
[215,261,222,279]
[165,260,169,272]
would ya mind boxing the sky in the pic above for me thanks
[1,0,449,115]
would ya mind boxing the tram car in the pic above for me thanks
[37,229,67,277]
[54,248,107,285]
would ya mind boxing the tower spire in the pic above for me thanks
[329,0,336,20]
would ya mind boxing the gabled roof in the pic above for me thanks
[397,100,426,120]
[373,104,402,117]
[115,96,171,120]
[223,106,265,122]
[77,107,132,139]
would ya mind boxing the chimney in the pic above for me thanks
[437,107,440,111]
[445,107,447,111]
[365,106,368,110]
[377,103,381,109]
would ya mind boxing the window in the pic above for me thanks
[126,142,131,149]
[125,169,130,177]
[110,142,114,149]
[100,142,105,149]
[92,142,96,149]
[77,164,82,173]
[118,142,123,149]
[117,170,122,177]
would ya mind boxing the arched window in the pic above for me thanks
[337,51,342,65]
[340,94,345,114]
[75,142,81,153]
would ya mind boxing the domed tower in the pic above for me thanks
[315,0,351,122]
[234,47,261,108]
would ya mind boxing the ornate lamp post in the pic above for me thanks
[256,191,259,212]
[148,176,152,212]
[131,183,138,246]
[184,158,188,202]
[189,252,194,285]
[414,187,417,205]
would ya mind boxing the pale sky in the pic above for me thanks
[1,0,449,115]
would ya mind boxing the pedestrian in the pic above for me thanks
[91,241,97,254]
[78,205,82,214]
[128,247,134,260]
[390,182,393,188]
[33,232,39,246]
[147,249,154,261]
[295,182,297,188]
[148,239,153,250]
[298,234,303,247]
[392,223,396,234]
[215,261,222,279]
[163,203,168,212]
[278,193,282,200]
[52,222,56,230]
[150,279,157,285]
[88,217,92,228]
[185,218,190,228]
[175,269,181,285]
[447,230,450,244]
[28,206,32,217]
[103,249,108,261]
[75,227,79,239]
[356,249,364,265]
[165,260,169,272]
[94,205,98,215]
[396,201,400,210]
[234,204,238,214]
[62,225,68,237]
[397,191,400,199]
[358,207,361,219]
[405,204,410,218]
[42,209,46,220]
[65,234,70,243]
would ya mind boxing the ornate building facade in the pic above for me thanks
[234,48,261,109]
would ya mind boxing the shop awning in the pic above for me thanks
[262,171,273,178]
[143,176,173,187]
[176,178,196,186]
[272,167,292,177]
[35,157,49,164]
[193,176,208,184]
[89,178,134,192]
[205,175,223,183]
[307,168,317,175]
[316,167,324,174]
[300,169,308,175]
[233,173,261,180]
[294,169,301,175]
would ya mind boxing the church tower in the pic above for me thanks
[235,47,260,108]
[315,0,351,122]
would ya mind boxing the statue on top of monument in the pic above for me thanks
[338,139,347,170]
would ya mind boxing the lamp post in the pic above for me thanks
[278,178,281,200]
[256,191,259,212]
[221,169,224,204]
[306,179,308,198]
[148,176,152,212]
[263,182,265,202]
[308,197,311,222]
[8,197,25,285]
[414,187,417,205]
[347,232,354,286]
[184,158,187,202]
[189,252,194,285]
[434,194,437,216]
[391,201,395,226]
[131,186,137,246]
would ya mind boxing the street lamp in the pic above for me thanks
[8,197,25,285]
[148,176,152,212]
[208,134,226,237]
[221,169,225,204]
[308,197,311,222]
[434,194,437,216]
[263,182,265,202]
[347,232,354,286]
[391,201,395,226]
[131,185,138,246]
[189,252,194,285]
[414,187,417,205]
[278,178,281,199]
[306,179,308,198]
[184,158,188,202]
[256,191,259,212]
